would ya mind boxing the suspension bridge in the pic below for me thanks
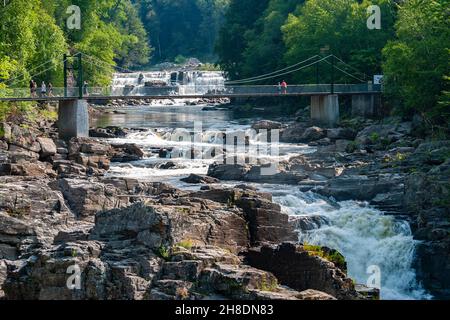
[0,53,382,139]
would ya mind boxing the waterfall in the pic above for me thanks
[111,71,225,96]
[273,188,432,300]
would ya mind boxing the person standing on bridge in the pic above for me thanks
[40,81,47,97]
[281,80,288,94]
[83,81,89,96]
[30,80,36,98]
[277,82,282,94]
[48,82,53,97]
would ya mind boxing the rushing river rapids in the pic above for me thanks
[92,103,431,300]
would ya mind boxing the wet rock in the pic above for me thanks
[111,144,145,162]
[158,161,178,170]
[318,174,405,202]
[90,127,128,139]
[180,174,219,184]
[251,120,284,131]
[290,215,330,232]
[207,163,307,185]
[207,163,250,181]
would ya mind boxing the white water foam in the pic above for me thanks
[271,187,431,300]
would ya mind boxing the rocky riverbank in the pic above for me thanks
[0,120,375,300]
[207,118,450,299]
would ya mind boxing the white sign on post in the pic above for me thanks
[374,75,384,85]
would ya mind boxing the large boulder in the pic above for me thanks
[7,145,40,163]
[251,120,284,131]
[0,162,54,178]
[37,137,57,158]
[111,144,145,162]
[280,123,308,143]
[180,174,219,184]
[207,163,250,181]
[300,127,326,143]
[327,128,357,141]
[245,243,361,300]
[57,178,129,219]
[6,125,41,153]
[207,163,307,185]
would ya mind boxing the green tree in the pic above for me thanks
[137,0,229,63]
[0,0,67,86]
[215,0,270,79]
[240,0,304,82]
[282,0,396,84]
[382,0,450,126]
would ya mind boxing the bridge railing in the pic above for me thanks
[0,83,382,99]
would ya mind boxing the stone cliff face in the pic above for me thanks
[0,183,362,300]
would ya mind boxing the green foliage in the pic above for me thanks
[369,132,380,143]
[0,0,152,88]
[282,0,396,84]
[157,245,171,261]
[215,0,270,79]
[175,239,194,250]
[137,0,230,63]
[382,0,450,128]
[303,243,347,271]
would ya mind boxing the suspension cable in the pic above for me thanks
[7,59,68,87]
[226,55,332,84]
[332,55,367,79]
[81,53,136,74]
[225,55,320,84]
[323,59,365,82]
[5,59,61,86]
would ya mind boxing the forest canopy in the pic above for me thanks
[0,0,448,127]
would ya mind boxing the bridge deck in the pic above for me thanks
[0,84,382,102]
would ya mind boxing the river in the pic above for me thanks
[92,103,431,300]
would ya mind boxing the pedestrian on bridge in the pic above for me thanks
[281,80,288,94]
[40,81,47,97]
[48,82,53,97]
[277,82,282,94]
[29,80,37,98]
[83,81,89,96]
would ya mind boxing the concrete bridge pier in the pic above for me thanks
[310,94,339,127]
[351,94,382,117]
[58,99,89,140]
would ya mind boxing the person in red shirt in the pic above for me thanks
[281,80,288,94]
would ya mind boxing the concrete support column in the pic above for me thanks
[311,94,339,127]
[351,94,381,118]
[58,99,89,140]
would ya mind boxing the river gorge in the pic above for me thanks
[90,102,431,300]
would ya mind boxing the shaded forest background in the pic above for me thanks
[0,0,448,128]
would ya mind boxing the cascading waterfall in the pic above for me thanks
[272,187,432,300]
[111,70,225,96]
